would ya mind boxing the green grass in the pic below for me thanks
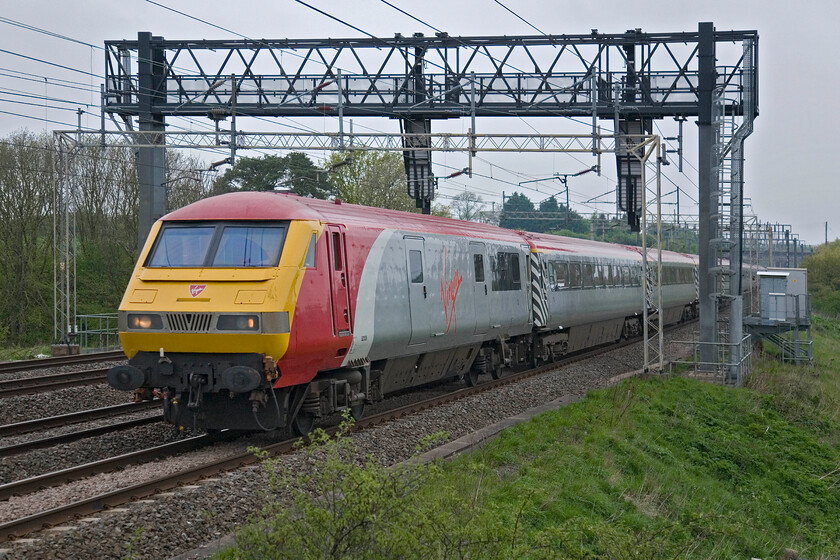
[220,315,840,559]
[0,344,51,361]
[428,318,840,559]
[439,375,840,559]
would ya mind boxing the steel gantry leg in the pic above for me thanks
[697,22,718,371]
[136,32,167,252]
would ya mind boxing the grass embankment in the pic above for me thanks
[219,316,840,560]
[0,344,50,362]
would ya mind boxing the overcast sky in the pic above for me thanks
[1,0,837,245]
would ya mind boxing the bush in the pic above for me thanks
[803,240,840,316]
[218,414,514,560]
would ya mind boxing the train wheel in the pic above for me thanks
[350,403,365,421]
[291,411,316,437]
[465,368,480,387]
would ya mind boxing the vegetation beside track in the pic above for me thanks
[0,345,50,362]
[218,316,840,560]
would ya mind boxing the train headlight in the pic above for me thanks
[217,314,260,332]
[127,313,163,330]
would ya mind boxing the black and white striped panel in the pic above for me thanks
[530,252,548,328]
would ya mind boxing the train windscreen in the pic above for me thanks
[146,223,287,268]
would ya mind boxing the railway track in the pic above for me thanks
[0,401,160,438]
[0,416,160,459]
[0,368,108,398]
[0,431,235,501]
[0,327,671,541]
[0,351,124,375]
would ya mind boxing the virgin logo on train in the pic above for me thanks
[189,284,207,297]
[441,248,463,333]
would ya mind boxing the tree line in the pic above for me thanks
[0,131,210,347]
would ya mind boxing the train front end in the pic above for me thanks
[106,194,320,431]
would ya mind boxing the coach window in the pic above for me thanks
[551,262,568,290]
[511,254,521,289]
[303,233,317,268]
[568,263,581,288]
[409,250,423,283]
[474,254,485,282]
[582,263,594,288]
[492,252,521,291]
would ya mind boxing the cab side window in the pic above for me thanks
[303,233,317,268]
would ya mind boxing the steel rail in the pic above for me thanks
[0,369,108,398]
[0,401,160,438]
[0,416,160,458]
[0,320,694,540]
[0,431,238,501]
[0,351,124,374]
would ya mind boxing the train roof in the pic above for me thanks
[523,231,697,264]
[162,191,527,243]
[162,192,697,264]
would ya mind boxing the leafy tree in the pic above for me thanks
[213,152,332,199]
[538,195,562,232]
[73,143,139,313]
[284,152,332,199]
[499,192,587,233]
[450,191,486,222]
[430,203,453,218]
[0,131,54,345]
[499,191,535,231]
[803,240,840,316]
[0,131,216,348]
[166,151,212,211]
[326,150,417,212]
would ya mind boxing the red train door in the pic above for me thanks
[327,225,352,336]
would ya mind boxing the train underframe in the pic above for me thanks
[112,302,697,435]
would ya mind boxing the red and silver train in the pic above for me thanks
[107,191,700,434]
